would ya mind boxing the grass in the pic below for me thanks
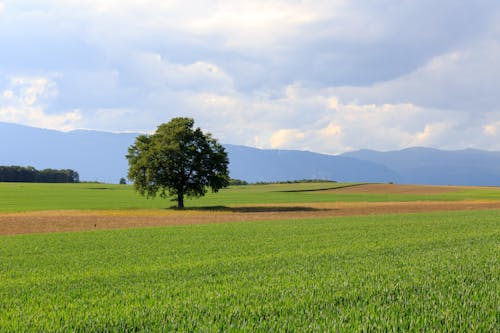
[1,182,500,212]
[0,210,498,331]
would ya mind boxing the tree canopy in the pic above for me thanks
[126,117,229,208]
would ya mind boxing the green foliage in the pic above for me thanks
[127,118,229,208]
[1,210,498,331]
[119,177,127,185]
[0,165,79,183]
[229,178,248,186]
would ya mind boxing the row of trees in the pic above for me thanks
[0,166,79,183]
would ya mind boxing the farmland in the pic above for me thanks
[0,182,499,331]
[2,181,500,213]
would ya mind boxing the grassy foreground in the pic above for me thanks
[1,182,500,212]
[1,210,498,331]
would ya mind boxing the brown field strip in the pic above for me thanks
[1,200,500,235]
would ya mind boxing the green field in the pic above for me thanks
[1,182,500,212]
[1,210,498,331]
[1,182,499,331]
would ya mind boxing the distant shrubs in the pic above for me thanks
[228,178,336,186]
[0,166,79,183]
[229,178,248,186]
[254,179,337,185]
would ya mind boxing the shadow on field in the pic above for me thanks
[170,206,329,213]
[277,183,368,193]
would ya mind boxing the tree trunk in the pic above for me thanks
[177,192,184,209]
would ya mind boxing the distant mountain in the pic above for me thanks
[0,122,137,183]
[224,144,396,183]
[0,122,395,183]
[342,147,500,186]
[1,122,500,185]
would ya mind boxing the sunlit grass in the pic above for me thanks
[1,210,498,331]
[1,182,500,212]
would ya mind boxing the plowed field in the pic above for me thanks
[2,200,500,235]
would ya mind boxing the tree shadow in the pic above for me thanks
[169,205,329,213]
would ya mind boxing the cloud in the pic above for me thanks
[483,125,496,136]
[483,122,500,136]
[5,1,496,88]
[1,1,500,152]
[9,77,57,106]
[0,106,81,131]
[2,90,13,99]
[412,122,454,146]
[181,85,500,152]
[270,129,305,148]
[320,123,342,137]
[129,52,234,91]
[0,77,82,131]
[327,37,500,112]
[184,1,322,51]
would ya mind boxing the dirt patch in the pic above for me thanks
[324,183,467,195]
[1,200,500,236]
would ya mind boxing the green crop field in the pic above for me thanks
[1,210,499,331]
[1,181,500,212]
[1,182,499,331]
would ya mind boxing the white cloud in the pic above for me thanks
[270,129,305,149]
[0,77,82,131]
[167,85,454,152]
[320,122,342,137]
[130,52,234,91]
[9,77,57,106]
[0,106,82,131]
[2,1,500,153]
[412,122,454,146]
[328,97,340,110]
[2,90,13,99]
[483,122,500,136]
[154,82,498,153]
[328,38,500,112]
[184,1,322,50]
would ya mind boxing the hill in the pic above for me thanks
[342,147,500,186]
[0,122,395,183]
[0,122,137,183]
[224,144,396,183]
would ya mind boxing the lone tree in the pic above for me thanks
[126,117,229,208]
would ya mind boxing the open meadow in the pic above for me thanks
[0,182,499,331]
[2,182,500,213]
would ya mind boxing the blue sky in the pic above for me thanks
[1,0,500,153]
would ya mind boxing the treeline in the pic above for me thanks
[229,178,248,186]
[228,178,338,186]
[0,166,79,183]
[253,179,337,185]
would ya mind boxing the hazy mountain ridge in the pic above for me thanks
[0,122,137,183]
[1,122,499,185]
[341,147,500,186]
[224,144,396,183]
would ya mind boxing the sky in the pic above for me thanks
[1,0,500,153]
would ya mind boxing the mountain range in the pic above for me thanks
[1,122,499,186]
